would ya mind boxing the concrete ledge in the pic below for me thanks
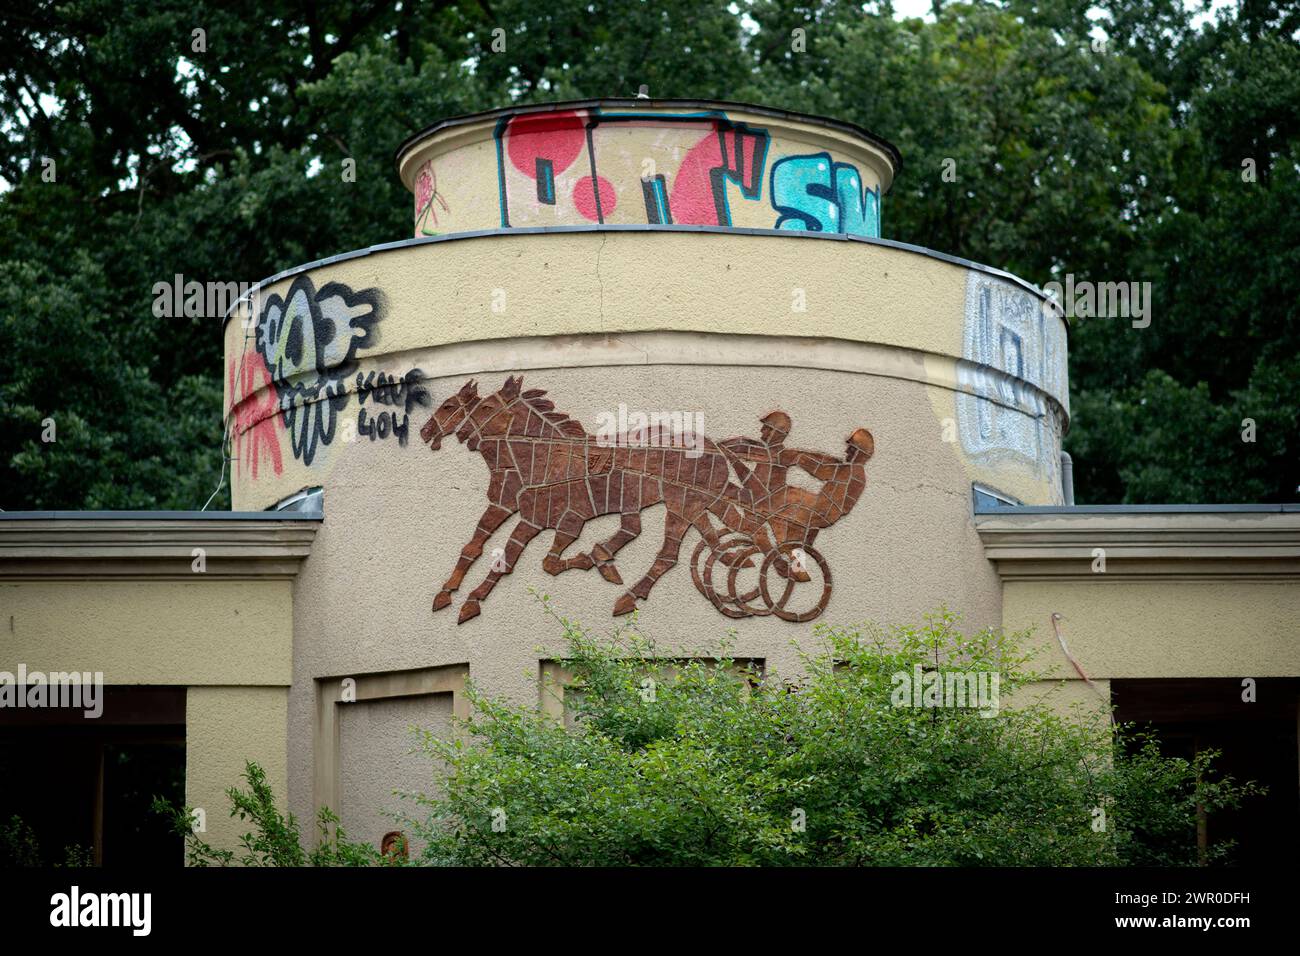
[0,515,320,579]
[976,510,1300,580]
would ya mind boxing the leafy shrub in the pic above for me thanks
[152,762,393,867]
[406,604,1258,866]
[147,607,1260,867]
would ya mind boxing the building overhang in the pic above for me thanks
[976,505,1300,581]
[0,512,320,580]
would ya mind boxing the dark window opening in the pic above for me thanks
[1113,678,1300,866]
[0,686,185,867]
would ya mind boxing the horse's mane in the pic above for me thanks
[518,387,586,438]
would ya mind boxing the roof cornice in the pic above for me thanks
[975,510,1300,581]
[0,516,319,580]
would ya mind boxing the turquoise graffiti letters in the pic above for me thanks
[770,152,880,237]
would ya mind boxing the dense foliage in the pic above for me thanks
[1,1,1296,507]
[148,608,1257,867]
[406,605,1256,866]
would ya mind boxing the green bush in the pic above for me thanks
[152,762,393,867]
[406,604,1259,866]
[148,606,1260,867]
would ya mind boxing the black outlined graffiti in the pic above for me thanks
[355,369,432,446]
[255,275,383,465]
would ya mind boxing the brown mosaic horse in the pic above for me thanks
[419,376,736,623]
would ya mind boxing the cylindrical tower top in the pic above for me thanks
[394,99,900,238]
[226,97,1069,522]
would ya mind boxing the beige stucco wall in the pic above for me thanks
[0,573,296,861]
[185,686,289,858]
[221,224,1069,839]
[220,104,1073,840]
[1016,677,1113,721]
[224,231,1069,512]
[279,359,1010,831]
[337,693,452,851]
[0,579,293,684]
[1003,580,1300,678]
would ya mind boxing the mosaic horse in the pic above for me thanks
[419,376,736,623]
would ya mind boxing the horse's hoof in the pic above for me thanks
[432,590,453,612]
[612,593,638,617]
[457,600,481,624]
[541,554,562,576]
[597,562,623,585]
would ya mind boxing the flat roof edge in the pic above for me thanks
[976,504,1300,515]
[0,510,322,521]
[392,97,903,178]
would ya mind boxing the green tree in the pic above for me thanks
[1,1,1294,508]
[0,1,492,509]
[1066,16,1300,503]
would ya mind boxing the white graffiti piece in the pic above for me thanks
[255,275,383,465]
[955,272,1069,495]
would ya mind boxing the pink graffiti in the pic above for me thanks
[497,111,770,226]
[574,175,615,221]
[413,160,449,235]
[669,124,767,226]
[228,348,285,480]
[415,168,433,214]
[506,110,586,178]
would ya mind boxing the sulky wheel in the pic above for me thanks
[691,538,712,598]
[689,537,714,601]
[692,534,760,618]
[691,533,745,601]
[759,544,832,622]
[690,534,744,617]
[721,544,775,617]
